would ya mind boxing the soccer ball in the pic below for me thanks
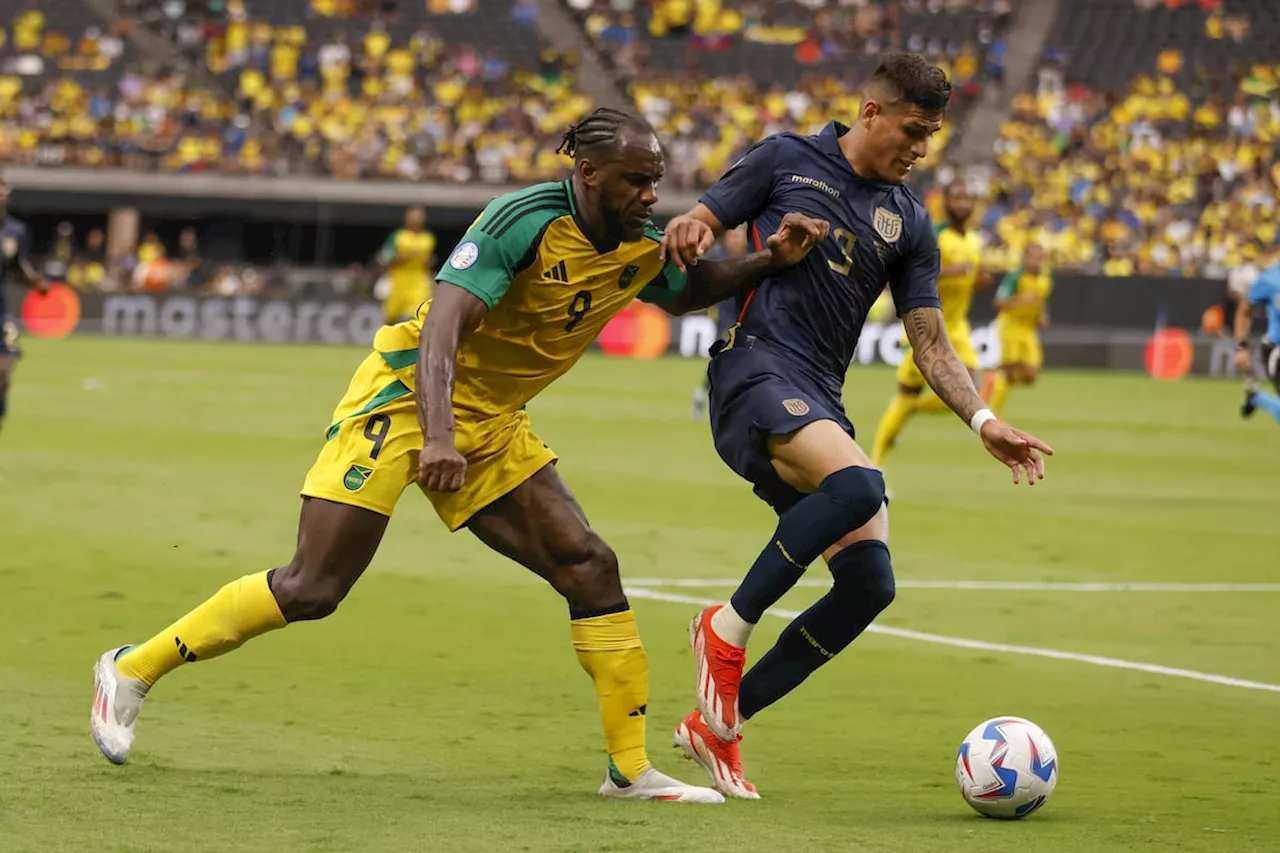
[955,716,1058,819]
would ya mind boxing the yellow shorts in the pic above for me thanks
[1000,328,1043,368]
[383,285,428,324]
[897,328,979,388]
[300,350,557,531]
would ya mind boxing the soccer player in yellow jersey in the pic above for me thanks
[89,108,828,803]
[870,182,985,468]
[988,243,1052,417]
[375,205,436,324]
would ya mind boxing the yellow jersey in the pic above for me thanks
[372,180,686,418]
[935,223,982,333]
[996,267,1053,329]
[381,228,436,293]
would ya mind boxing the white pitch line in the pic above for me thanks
[625,578,1280,593]
[623,587,1280,694]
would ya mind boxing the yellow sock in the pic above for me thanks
[870,393,916,467]
[914,393,951,414]
[571,609,650,782]
[988,372,1011,418]
[116,570,287,687]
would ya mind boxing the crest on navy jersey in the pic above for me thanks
[782,398,810,416]
[1,237,16,258]
[873,208,903,244]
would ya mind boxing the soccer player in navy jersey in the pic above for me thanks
[658,53,1055,799]
[0,177,46,437]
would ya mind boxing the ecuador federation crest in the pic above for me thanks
[873,207,903,244]
[343,464,374,491]
[2,236,17,259]
[782,398,811,417]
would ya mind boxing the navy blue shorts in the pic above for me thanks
[0,317,21,358]
[707,334,853,514]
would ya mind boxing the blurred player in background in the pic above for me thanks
[693,224,749,418]
[988,243,1052,418]
[0,177,46,438]
[89,108,828,803]
[1235,251,1280,424]
[870,181,986,469]
[660,54,1052,799]
[374,206,436,324]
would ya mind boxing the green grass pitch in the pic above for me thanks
[1,337,1277,852]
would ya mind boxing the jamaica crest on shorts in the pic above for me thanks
[343,464,374,491]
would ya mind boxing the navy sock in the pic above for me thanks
[729,466,886,623]
[738,540,895,720]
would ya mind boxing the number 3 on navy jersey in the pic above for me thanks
[827,228,857,276]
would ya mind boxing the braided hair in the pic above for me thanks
[557,108,656,162]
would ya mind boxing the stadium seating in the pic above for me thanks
[974,0,1280,278]
[1,0,592,180]
[8,0,1280,281]
[568,0,1019,186]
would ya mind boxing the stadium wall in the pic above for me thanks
[6,279,1259,382]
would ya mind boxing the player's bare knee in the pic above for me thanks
[549,535,622,609]
[822,503,890,562]
[269,556,352,622]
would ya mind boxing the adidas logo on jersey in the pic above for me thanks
[545,260,569,283]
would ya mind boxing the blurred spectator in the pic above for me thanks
[42,221,76,281]
[67,227,109,290]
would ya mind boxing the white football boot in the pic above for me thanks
[90,646,149,764]
[598,763,725,804]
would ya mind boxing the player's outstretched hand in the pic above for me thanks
[1236,346,1253,373]
[979,421,1054,486]
[659,215,716,272]
[419,440,467,492]
[765,213,830,268]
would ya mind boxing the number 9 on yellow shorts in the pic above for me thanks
[301,350,558,531]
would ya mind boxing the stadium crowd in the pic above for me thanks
[956,0,1280,277]
[571,0,1017,186]
[1,0,588,182]
[4,0,1280,282]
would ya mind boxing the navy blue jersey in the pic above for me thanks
[0,215,33,317]
[701,122,941,399]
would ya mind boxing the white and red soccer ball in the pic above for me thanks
[956,716,1059,819]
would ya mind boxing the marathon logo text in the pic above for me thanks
[789,175,841,198]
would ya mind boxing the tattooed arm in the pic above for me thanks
[902,306,986,423]
[903,305,1056,485]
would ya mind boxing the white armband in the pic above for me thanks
[970,408,997,436]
